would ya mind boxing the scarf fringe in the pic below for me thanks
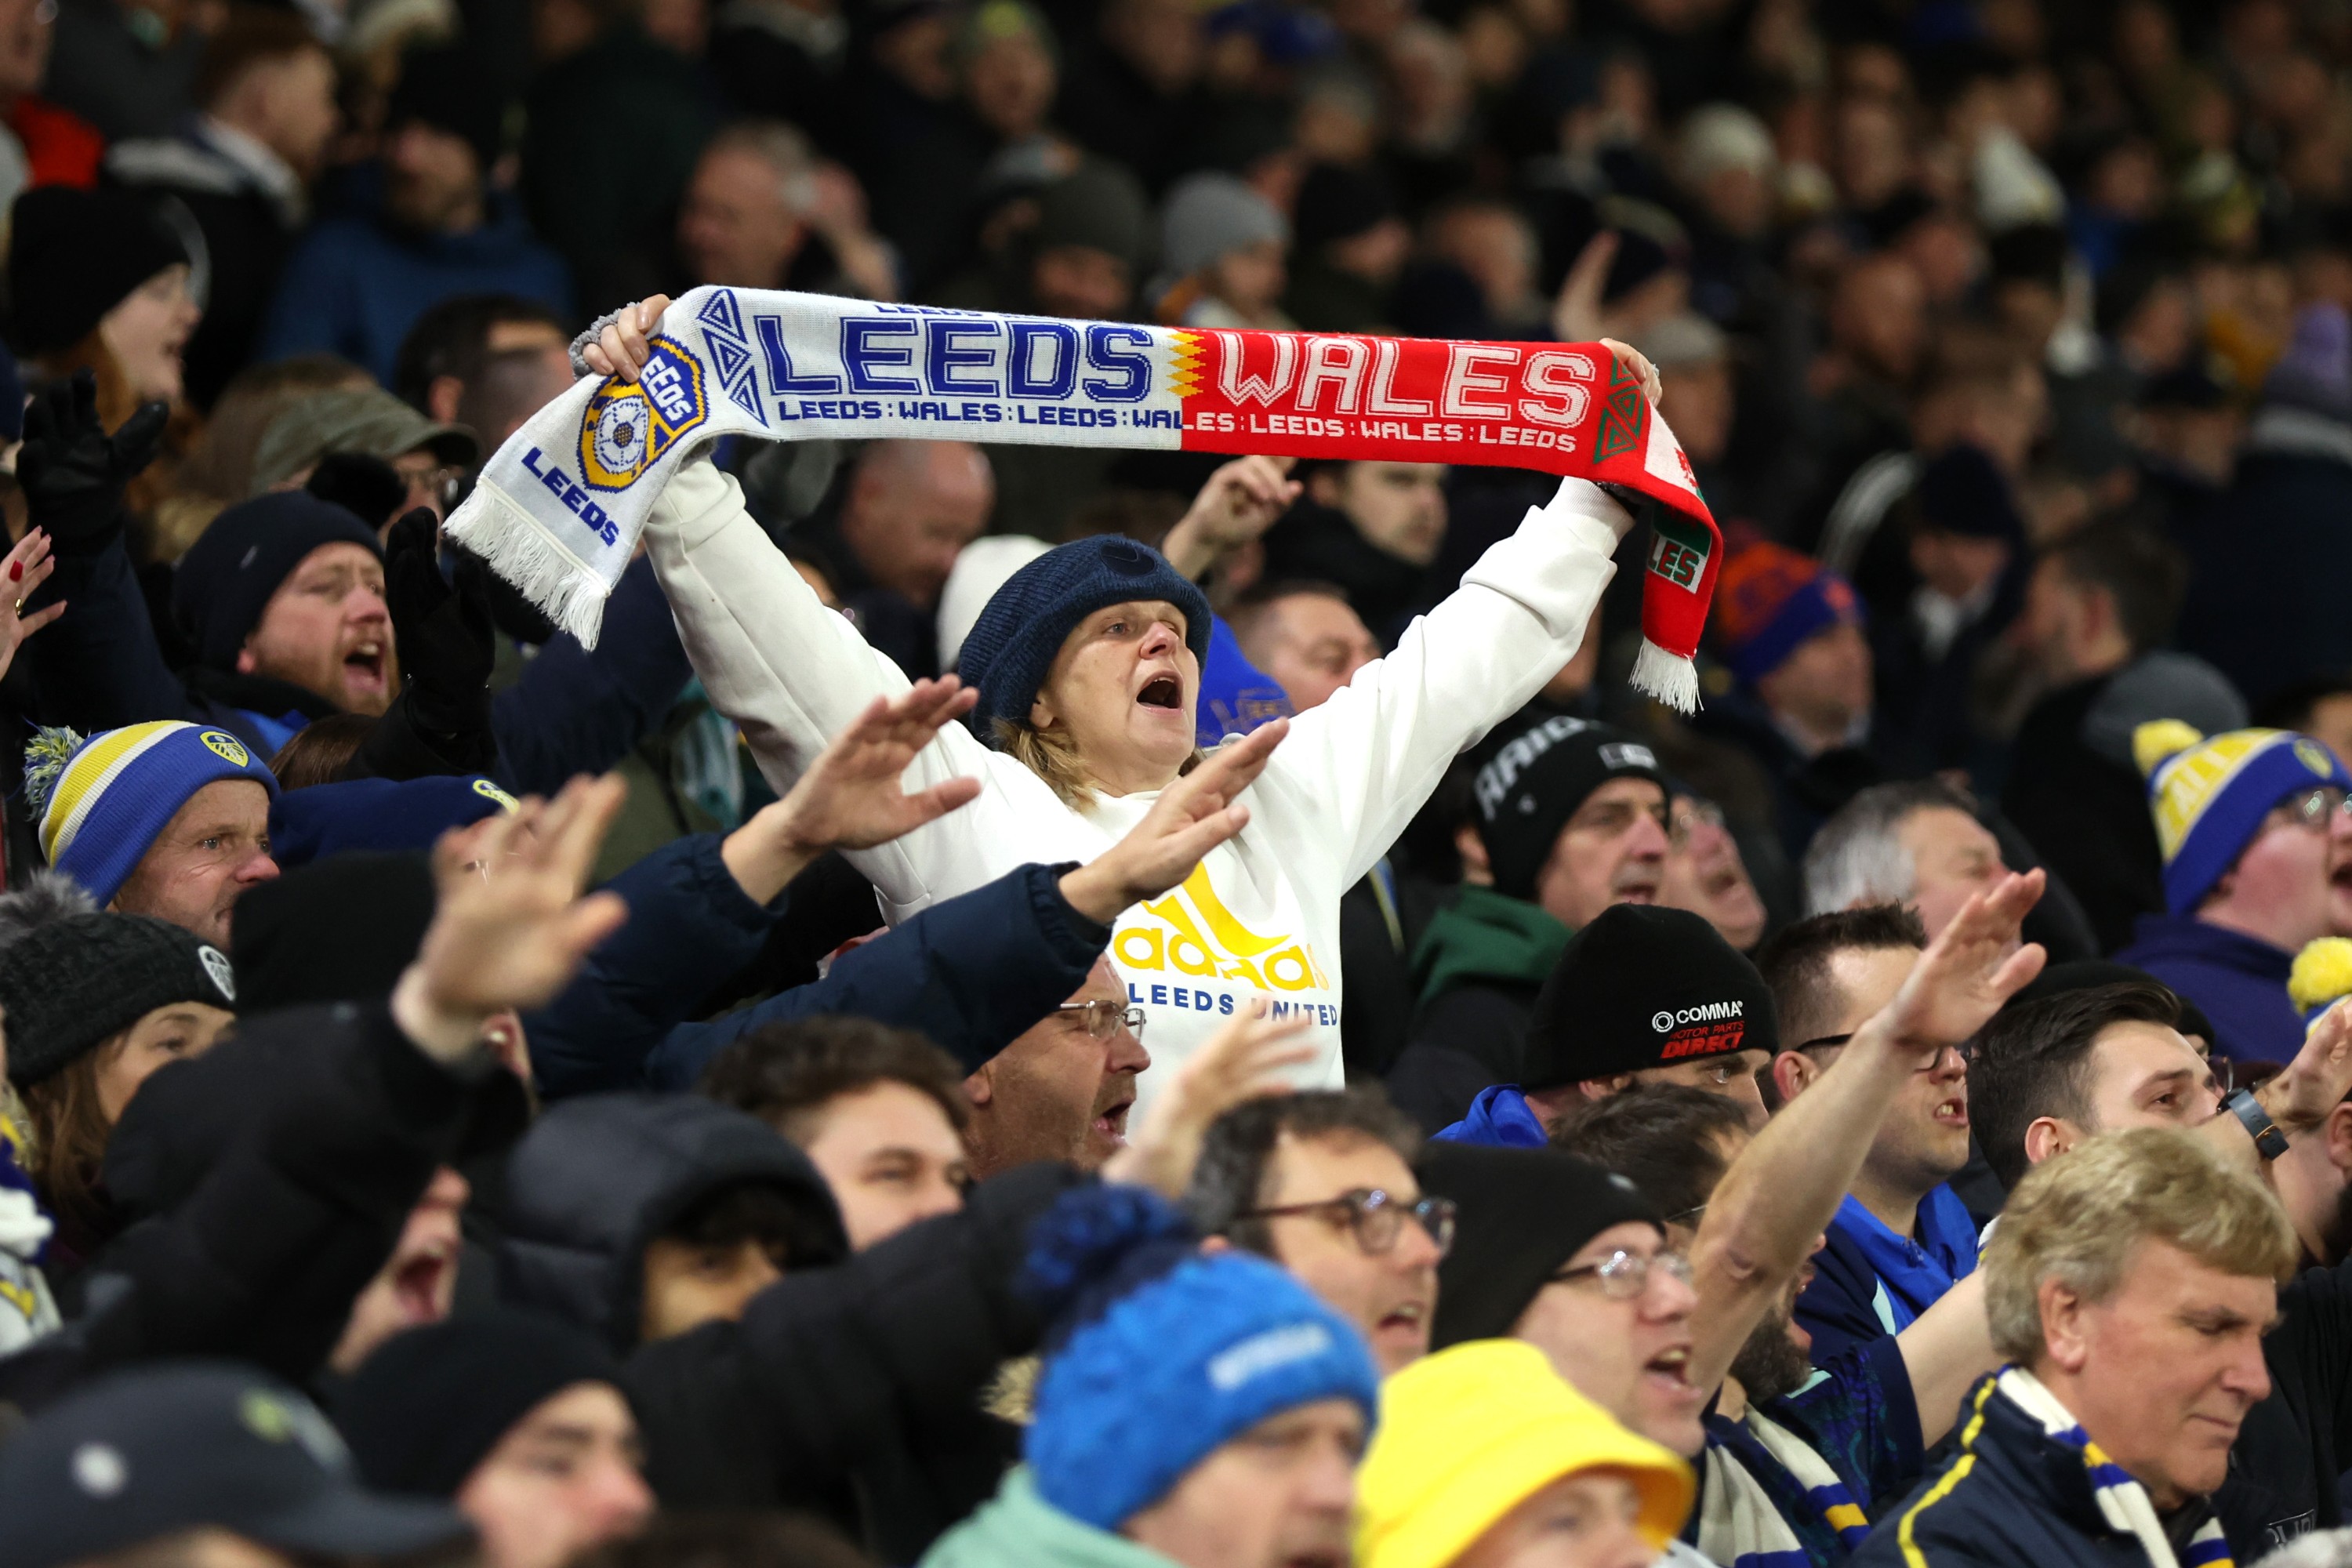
[443,480,613,650]
[1631,638,1702,714]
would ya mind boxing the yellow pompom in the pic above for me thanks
[2291,937,2352,1014]
[2132,718,2205,779]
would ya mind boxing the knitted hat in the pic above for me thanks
[385,44,506,171]
[955,535,1212,738]
[1161,172,1289,278]
[25,722,280,907]
[1521,904,1777,1089]
[1420,1143,1661,1348]
[249,387,477,496]
[1294,162,1394,249]
[172,493,384,671]
[339,1310,622,1498]
[1355,1340,1693,1568]
[0,912,234,1086]
[1711,542,1863,686]
[1469,715,1668,902]
[1022,1185,1380,1531]
[4,186,187,358]
[1033,162,1152,274]
[268,775,517,871]
[230,851,437,1014]
[1911,445,2023,542]
[2133,721,2352,914]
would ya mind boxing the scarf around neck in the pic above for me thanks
[443,288,1723,710]
[1992,1367,2234,1568]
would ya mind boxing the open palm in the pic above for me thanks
[772,677,984,851]
[1878,869,2048,1058]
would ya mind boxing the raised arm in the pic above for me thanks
[1684,870,2048,1399]
[1261,341,1661,883]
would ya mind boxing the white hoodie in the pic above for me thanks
[644,459,1629,1108]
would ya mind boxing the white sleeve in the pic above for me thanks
[1263,476,1628,886]
[643,459,1011,906]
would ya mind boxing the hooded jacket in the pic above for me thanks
[921,1467,1183,1568]
[1384,885,1572,1134]
[497,1094,848,1354]
[2114,913,2302,1064]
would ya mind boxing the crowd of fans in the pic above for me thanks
[13,0,2352,1562]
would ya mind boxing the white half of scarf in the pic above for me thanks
[1994,1367,2234,1568]
[1694,1373,1867,1568]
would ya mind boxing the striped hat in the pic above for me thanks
[24,723,280,906]
[2134,720,2352,914]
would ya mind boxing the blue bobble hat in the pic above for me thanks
[2134,721,2352,914]
[955,535,1213,739]
[1021,1185,1380,1532]
[25,722,280,906]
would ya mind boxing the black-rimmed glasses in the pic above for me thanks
[1236,1188,1457,1258]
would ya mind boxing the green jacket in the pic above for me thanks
[920,1468,1181,1568]
[1410,883,1573,1007]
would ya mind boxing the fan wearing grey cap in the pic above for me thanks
[1156,171,1293,330]
[1383,715,1675,1133]
[0,895,238,1254]
[0,1362,474,1568]
[1428,904,1777,1146]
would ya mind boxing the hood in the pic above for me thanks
[924,1468,1183,1568]
[496,1093,847,1353]
[1411,884,1573,1005]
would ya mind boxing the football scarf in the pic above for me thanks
[443,287,1724,710]
[1997,1367,2234,1568]
[1695,1382,1872,1568]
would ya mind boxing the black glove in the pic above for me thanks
[18,369,169,557]
[384,508,496,741]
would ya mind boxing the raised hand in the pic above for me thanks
[391,775,631,1061]
[383,509,495,739]
[1058,717,1288,923]
[720,677,985,903]
[579,296,673,382]
[2260,997,2352,1134]
[1870,869,2048,1061]
[18,369,168,558]
[1552,230,1617,344]
[0,530,66,684]
[1102,1002,1316,1197]
[1160,456,1301,577]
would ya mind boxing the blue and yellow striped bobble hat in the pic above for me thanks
[2136,720,2352,916]
[24,722,279,906]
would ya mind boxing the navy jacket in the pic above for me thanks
[528,856,1112,1099]
[1796,1187,1980,1367]
[27,535,690,799]
[2114,913,2301,1064]
[1854,1374,2227,1568]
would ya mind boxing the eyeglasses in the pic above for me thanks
[1668,799,1725,849]
[1056,1000,1147,1040]
[2275,787,2352,833]
[1551,1247,1694,1299]
[1236,1188,1457,1258]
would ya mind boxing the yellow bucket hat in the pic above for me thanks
[1355,1340,1695,1568]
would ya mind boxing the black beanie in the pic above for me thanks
[1420,1142,1661,1348]
[1521,904,1776,1089]
[338,1310,621,1497]
[1470,715,1668,901]
[172,492,384,672]
[0,913,235,1087]
[231,852,436,1014]
[1294,162,1394,249]
[5,187,187,357]
[386,45,507,172]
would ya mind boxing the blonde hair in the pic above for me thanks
[993,717,1207,808]
[1984,1127,2297,1364]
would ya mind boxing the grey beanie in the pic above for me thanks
[0,913,235,1087]
[1160,172,1288,279]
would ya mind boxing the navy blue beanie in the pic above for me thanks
[1912,445,2023,543]
[955,535,1212,739]
[173,493,385,671]
[1019,1185,1379,1531]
